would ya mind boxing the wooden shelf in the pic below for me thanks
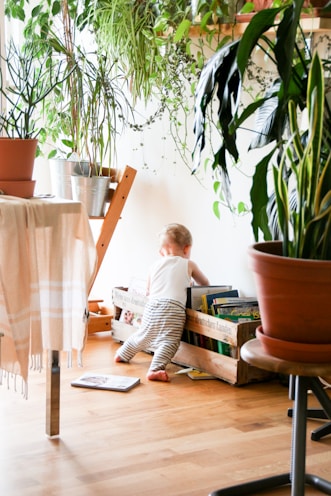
[93,165,137,279]
[87,165,137,334]
[188,13,331,40]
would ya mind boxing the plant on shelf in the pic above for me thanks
[93,0,241,102]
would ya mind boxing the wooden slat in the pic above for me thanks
[89,165,137,290]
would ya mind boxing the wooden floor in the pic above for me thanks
[1,332,331,496]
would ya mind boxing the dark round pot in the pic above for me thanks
[248,241,331,362]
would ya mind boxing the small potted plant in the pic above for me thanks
[40,1,115,205]
[0,39,68,197]
[69,52,131,216]
[192,0,331,361]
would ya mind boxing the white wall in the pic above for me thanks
[89,162,258,306]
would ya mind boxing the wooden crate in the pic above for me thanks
[112,287,273,385]
[88,300,113,334]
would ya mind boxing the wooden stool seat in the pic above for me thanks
[209,339,331,496]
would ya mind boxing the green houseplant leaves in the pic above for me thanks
[193,0,331,247]
[274,52,331,260]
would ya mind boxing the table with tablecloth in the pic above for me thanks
[0,196,97,436]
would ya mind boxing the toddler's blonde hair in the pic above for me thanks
[159,223,192,248]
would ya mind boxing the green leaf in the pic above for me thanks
[200,12,213,32]
[250,149,275,240]
[274,0,305,93]
[237,201,248,214]
[52,1,61,16]
[173,20,191,42]
[62,138,74,148]
[48,149,57,159]
[213,201,221,220]
[213,181,221,195]
[31,5,43,17]
[240,2,254,13]
[237,8,284,78]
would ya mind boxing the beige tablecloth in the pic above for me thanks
[0,196,97,395]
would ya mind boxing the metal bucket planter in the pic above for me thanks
[49,159,90,199]
[71,175,110,217]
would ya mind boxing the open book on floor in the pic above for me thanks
[71,373,140,392]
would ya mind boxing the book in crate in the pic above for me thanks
[186,285,233,311]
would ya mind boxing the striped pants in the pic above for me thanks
[116,299,186,372]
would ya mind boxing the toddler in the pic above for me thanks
[114,223,209,382]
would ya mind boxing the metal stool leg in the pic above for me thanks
[209,474,290,496]
[288,376,331,441]
[291,375,308,495]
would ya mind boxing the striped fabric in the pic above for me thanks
[117,299,186,371]
[0,196,97,396]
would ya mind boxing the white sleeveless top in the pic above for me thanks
[148,256,191,306]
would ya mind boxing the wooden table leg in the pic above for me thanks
[46,350,60,437]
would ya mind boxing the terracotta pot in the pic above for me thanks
[309,0,330,6]
[0,180,36,198]
[0,138,38,181]
[248,241,331,362]
[251,0,273,11]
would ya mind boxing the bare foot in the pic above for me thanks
[147,370,169,382]
[114,354,127,363]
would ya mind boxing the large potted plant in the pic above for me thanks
[0,39,68,197]
[193,0,331,237]
[192,0,331,362]
[249,53,331,362]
